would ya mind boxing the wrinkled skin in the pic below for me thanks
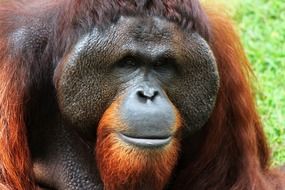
[28,16,219,190]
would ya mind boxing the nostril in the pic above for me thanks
[136,90,159,102]
[137,90,145,98]
[152,91,159,100]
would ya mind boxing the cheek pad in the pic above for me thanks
[55,35,117,129]
[54,20,137,129]
[169,34,220,131]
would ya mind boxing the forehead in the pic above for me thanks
[75,16,188,56]
[115,16,178,41]
[67,15,212,67]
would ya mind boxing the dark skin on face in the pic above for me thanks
[29,16,219,190]
[2,1,284,189]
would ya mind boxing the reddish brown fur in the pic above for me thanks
[0,40,35,189]
[0,0,284,190]
[172,6,285,190]
[96,98,181,190]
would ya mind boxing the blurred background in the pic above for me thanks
[204,0,285,165]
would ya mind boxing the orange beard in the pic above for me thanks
[95,100,181,190]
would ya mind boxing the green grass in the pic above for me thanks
[207,0,285,165]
